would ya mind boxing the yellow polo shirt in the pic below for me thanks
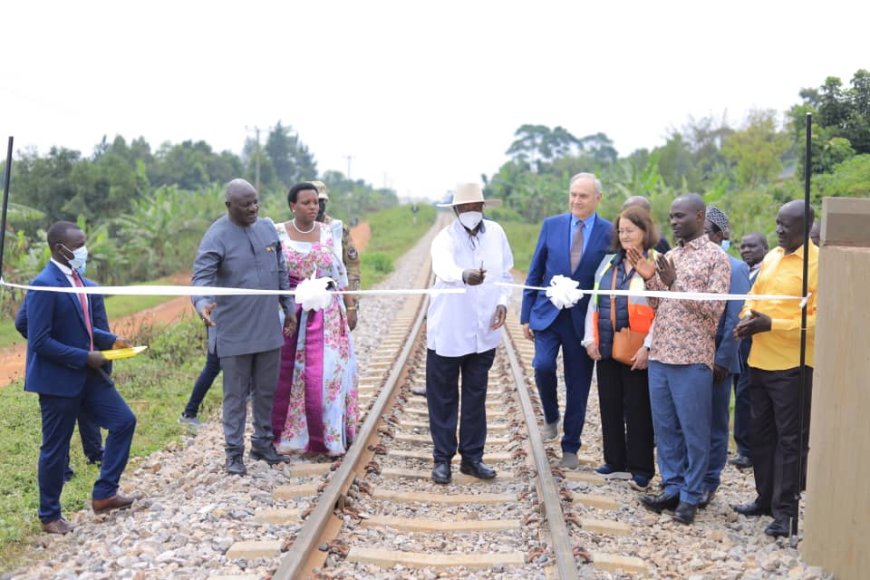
[744,243,818,370]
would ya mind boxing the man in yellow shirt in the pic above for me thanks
[733,200,818,538]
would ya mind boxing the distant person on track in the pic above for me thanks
[729,231,769,470]
[426,183,513,485]
[178,324,221,429]
[733,200,818,539]
[521,173,613,469]
[622,196,671,253]
[312,180,360,331]
[271,182,359,457]
[633,194,730,525]
[192,178,295,476]
[582,206,659,491]
[22,221,138,534]
[699,207,750,509]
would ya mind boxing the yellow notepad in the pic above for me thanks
[102,346,149,360]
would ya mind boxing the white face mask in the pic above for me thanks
[64,245,89,274]
[721,240,731,252]
[458,211,483,231]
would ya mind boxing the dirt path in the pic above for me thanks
[0,274,195,388]
[350,221,370,252]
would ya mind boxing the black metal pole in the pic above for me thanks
[0,136,13,278]
[791,114,812,539]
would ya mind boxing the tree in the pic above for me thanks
[264,122,318,188]
[721,109,790,188]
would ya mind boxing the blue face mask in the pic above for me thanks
[721,240,731,252]
[63,245,89,274]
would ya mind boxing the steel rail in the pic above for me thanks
[501,327,579,580]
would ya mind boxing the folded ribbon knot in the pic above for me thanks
[294,274,335,311]
[546,275,584,310]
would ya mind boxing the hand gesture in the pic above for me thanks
[346,309,358,331]
[112,336,133,349]
[462,267,486,286]
[490,305,507,330]
[656,255,677,288]
[585,342,601,361]
[522,323,535,341]
[626,247,656,281]
[283,310,298,337]
[630,346,649,370]
[199,302,217,327]
[86,351,108,369]
[734,309,772,339]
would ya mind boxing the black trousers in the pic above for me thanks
[749,366,813,521]
[426,348,496,464]
[596,357,655,478]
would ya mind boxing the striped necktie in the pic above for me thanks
[570,220,584,272]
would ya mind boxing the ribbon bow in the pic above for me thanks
[545,275,584,310]
[294,273,335,311]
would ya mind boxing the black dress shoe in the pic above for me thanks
[728,455,753,470]
[250,445,291,465]
[673,502,697,525]
[764,518,790,538]
[733,500,771,517]
[699,488,716,509]
[432,462,451,484]
[460,461,497,480]
[226,455,247,476]
[640,492,680,513]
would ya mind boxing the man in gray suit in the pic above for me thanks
[192,179,296,475]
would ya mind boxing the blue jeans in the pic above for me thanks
[704,372,734,490]
[648,361,713,505]
[183,350,221,417]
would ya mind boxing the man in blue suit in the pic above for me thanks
[521,173,613,468]
[17,295,106,482]
[23,221,138,534]
[700,206,751,508]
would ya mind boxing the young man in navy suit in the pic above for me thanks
[23,221,138,534]
[521,173,613,468]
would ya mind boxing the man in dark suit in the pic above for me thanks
[521,173,613,468]
[23,221,138,534]
[17,296,106,481]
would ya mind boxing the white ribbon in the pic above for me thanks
[0,277,466,298]
[545,275,583,310]
[496,281,808,303]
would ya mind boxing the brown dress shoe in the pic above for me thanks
[42,518,75,534]
[92,494,135,515]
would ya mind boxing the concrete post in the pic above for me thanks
[802,197,870,579]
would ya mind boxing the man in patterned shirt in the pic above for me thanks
[628,193,731,525]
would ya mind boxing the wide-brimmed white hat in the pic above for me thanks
[437,183,502,208]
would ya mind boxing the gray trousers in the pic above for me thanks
[220,349,280,457]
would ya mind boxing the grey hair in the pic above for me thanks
[569,172,602,195]
[224,178,256,202]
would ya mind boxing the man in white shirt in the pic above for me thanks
[426,183,514,484]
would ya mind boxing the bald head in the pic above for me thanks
[622,196,651,212]
[224,178,259,226]
[669,193,706,243]
[775,200,814,254]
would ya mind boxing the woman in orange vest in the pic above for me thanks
[582,206,659,490]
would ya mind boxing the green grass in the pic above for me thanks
[0,319,217,572]
[0,275,184,349]
[502,221,542,275]
[360,204,437,289]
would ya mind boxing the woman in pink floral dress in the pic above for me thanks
[271,183,359,456]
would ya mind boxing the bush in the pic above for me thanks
[363,252,393,275]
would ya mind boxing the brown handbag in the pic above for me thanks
[609,267,647,366]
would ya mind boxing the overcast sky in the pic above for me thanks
[3,1,867,200]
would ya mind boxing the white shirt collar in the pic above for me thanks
[50,258,74,276]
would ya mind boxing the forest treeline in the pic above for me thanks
[0,122,398,314]
[484,69,870,238]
